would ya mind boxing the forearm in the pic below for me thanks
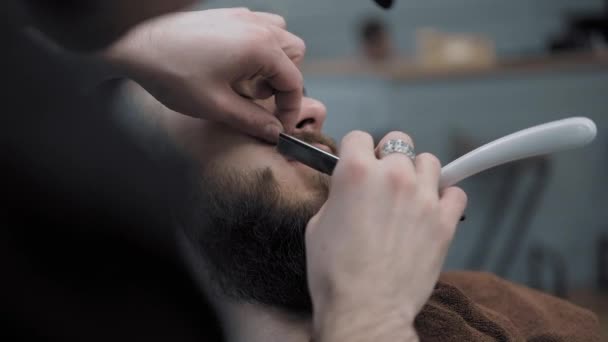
[99,21,148,81]
[77,20,151,88]
[313,301,418,342]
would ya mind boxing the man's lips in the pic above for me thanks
[284,143,337,174]
[289,131,338,155]
[276,132,339,173]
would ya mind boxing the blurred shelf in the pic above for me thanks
[301,52,608,82]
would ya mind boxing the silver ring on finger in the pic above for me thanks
[381,139,416,161]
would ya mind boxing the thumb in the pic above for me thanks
[217,91,284,143]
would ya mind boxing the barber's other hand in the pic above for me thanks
[305,131,467,342]
[104,8,305,143]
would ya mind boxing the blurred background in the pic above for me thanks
[198,0,608,334]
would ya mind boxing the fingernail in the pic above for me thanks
[265,124,282,142]
[460,215,467,222]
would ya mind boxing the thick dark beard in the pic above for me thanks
[179,167,328,315]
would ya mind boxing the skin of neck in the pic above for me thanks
[211,294,313,342]
[176,224,314,342]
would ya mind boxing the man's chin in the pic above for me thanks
[180,167,317,315]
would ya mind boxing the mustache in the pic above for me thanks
[290,131,338,155]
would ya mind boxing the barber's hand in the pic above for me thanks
[104,8,305,143]
[305,131,467,342]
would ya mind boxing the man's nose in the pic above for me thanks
[292,97,327,134]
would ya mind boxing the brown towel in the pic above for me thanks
[415,272,601,341]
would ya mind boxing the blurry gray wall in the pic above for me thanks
[199,0,604,58]
[196,0,608,290]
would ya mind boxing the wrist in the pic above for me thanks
[99,30,136,79]
[313,298,418,342]
[98,20,180,96]
[98,19,154,82]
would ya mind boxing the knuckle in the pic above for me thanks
[207,92,231,114]
[342,130,372,146]
[291,70,304,86]
[418,152,441,169]
[296,36,306,54]
[460,192,469,208]
[292,38,307,63]
[452,187,468,207]
[338,156,370,182]
[232,7,252,16]
[253,26,274,42]
[418,192,438,214]
[239,29,273,60]
[384,167,414,191]
[276,15,288,28]
[351,130,372,138]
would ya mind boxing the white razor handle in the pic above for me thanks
[439,117,597,189]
